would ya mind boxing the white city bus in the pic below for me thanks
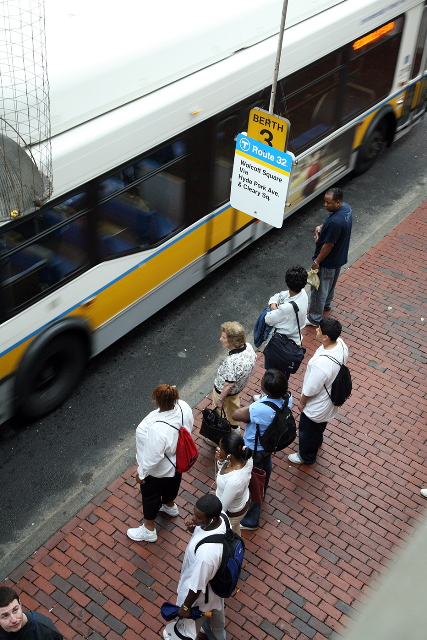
[1,0,426,423]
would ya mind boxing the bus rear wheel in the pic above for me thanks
[16,332,87,421]
[354,126,386,175]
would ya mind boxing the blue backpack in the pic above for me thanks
[195,514,245,600]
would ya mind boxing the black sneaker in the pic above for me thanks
[240,524,258,531]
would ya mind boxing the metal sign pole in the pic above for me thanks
[268,0,289,114]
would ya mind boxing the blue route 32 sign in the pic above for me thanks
[230,133,294,228]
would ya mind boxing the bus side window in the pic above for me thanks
[137,159,186,243]
[341,17,404,123]
[97,141,188,258]
[411,6,427,79]
[0,214,88,314]
[0,193,87,249]
[279,51,342,154]
[212,116,238,207]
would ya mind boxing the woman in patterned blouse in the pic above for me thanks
[204,322,256,445]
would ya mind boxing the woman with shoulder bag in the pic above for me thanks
[127,383,193,543]
[214,432,253,536]
[232,369,291,531]
[263,265,308,379]
[204,321,256,446]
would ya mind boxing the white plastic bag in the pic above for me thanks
[307,268,320,290]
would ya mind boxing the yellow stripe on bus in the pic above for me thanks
[91,206,253,330]
[0,205,253,378]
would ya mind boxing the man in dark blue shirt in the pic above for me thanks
[306,187,352,326]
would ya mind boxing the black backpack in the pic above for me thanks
[321,353,352,407]
[256,399,296,453]
[195,514,245,600]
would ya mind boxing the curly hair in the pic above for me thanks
[285,265,308,293]
[196,494,222,519]
[221,321,246,348]
[151,384,179,411]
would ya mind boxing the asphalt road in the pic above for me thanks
[1,116,427,579]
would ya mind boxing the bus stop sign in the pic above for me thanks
[248,107,290,151]
[230,133,294,228]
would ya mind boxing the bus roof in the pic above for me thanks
[46,0,422,199]
[46,0,344,136]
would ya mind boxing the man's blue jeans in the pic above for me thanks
[307,266,340,324]
[240,451,272,529]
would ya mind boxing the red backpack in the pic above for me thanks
[158,405,198,473]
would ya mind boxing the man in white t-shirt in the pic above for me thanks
[289,318,348,464]
[163,495,226,640]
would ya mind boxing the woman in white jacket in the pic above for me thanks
[264,265,308,378]
[127,383,193,543]
[215,431,253,535]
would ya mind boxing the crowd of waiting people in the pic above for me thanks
[127,312,348,640]
[125,187,352,640]
[0,189,352,640]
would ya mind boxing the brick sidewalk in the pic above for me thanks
[3,202,427,640]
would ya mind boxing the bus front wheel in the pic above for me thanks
[16,332,88,421]
[354,126,386,175]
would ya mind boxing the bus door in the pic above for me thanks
[399,4,427,127]
[413,4,427,117]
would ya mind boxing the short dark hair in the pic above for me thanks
[285,265,308,293]
[262,369,289,399]
[0,587,19,608]
[196,494,222,519]
[326,187,343,202]
[220,432,252,461]
[319,318,342,341]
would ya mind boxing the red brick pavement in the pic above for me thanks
[3,202,427,640]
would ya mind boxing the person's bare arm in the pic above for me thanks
[232,406,251,423]
[314,224,323,242]
[298,393,312,413]
[216,381,234,409]
[312,242,334,270]
[177,589,202,618]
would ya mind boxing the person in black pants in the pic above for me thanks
[288,318,348,465]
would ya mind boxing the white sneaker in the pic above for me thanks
[305,318,318,327]
[288,452,305,464]
[252,394,266,402]
[159,503,179,517]
[231,425,241,435]
[421,489,427,497]
[126,524,157,542]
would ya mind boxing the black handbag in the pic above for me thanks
[263,300,306,375]
[200,407,231,445]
